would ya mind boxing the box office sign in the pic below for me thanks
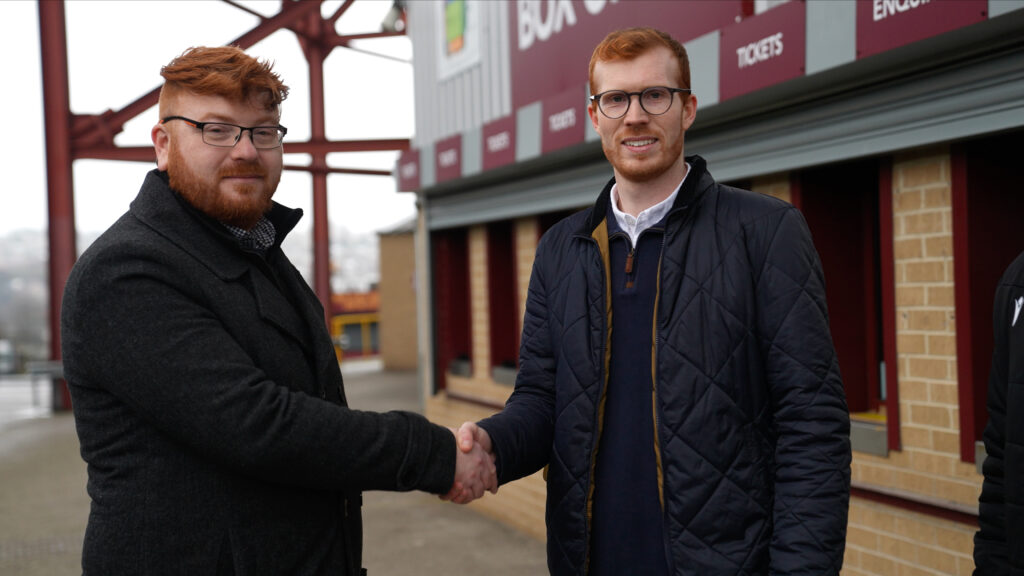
[719,0,806,102]
[434,134,463,184]
[397,148,420,192]
[856,0,987,60]
[511,0,745,109]
[483,116,517,171]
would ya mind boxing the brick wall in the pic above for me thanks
[379,232,418,370]
[843,499,976,576]
[469,225,490,380]
[515,217,539,336]
[842,147,980,576]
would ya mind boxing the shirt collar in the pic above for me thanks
[609,162,690,247]
[223,216,277,254]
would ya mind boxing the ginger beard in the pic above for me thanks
[600,124,685,184]
[167,141,279,230]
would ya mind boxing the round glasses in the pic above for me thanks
[161,116,287,149]
[589,86,691,119]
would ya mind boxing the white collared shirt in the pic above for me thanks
[610,163,691,247]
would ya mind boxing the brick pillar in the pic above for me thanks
[468,225,490,380]
[890,147,980,502]
[514,217,539,338]
[842,147,982,576]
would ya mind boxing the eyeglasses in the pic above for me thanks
[161,116,288,149]
[589,86,691,119]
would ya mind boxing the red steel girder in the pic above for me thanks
[38,0,75,409]
[40,0,408,340]
[74,138,409,162]
[68,0,323,155]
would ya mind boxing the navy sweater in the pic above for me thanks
[590,206,669,575]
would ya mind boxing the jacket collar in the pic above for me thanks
[129,170,303,280]
[578,155,712,237]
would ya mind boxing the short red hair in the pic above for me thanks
[158,46,288,117]
[588,27,690,94]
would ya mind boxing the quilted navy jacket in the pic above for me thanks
[479,156,851,575]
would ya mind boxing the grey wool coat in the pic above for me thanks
[61,170,456,575]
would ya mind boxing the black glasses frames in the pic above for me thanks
[161,116,288,149]
[588,87,691,119]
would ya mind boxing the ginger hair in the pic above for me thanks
[588,27,690,94]
[158,46,289,117]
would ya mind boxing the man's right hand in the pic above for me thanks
[441,422,497,504]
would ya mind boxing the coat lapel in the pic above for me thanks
[128,170,339,399]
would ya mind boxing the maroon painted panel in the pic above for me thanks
[483,115,516,171]
[397,148,420,191]
[434,134,462,184]
[541,85,587,154]
[800,160,881,414]
[487,221,518,368]
[856,0,987,60]
[510,0,746,108]
[431,229,471,392]
[878,158,901,451]
[720,0,806,101]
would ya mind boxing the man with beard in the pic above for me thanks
[449,28,851,575]
[60,46,495,576]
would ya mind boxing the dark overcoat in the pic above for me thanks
[61,170,455,575]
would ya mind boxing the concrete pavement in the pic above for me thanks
[0,363,547,575]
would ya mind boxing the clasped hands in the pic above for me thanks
[441,422,497,504]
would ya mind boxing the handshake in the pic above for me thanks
[441,422,498,505]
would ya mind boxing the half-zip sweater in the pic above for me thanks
[590,176,685,575]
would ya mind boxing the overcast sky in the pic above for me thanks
[0,0,416,239]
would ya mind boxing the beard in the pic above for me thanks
[603,127,685,183]
[167,144,278,229]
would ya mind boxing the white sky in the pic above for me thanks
[0,0,416,238]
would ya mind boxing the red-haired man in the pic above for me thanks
[61,46,495,575]
[452,27,851,575]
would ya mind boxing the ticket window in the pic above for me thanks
[431,228,471,391]
[488,220,518,374]
[799,159,886,416]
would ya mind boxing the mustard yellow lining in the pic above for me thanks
[584,218,613,575]
[651,254,665,511]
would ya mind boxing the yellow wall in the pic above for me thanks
[379,232,418,370]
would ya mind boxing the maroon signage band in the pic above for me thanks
[719,0,806,102]
[397,148,420,192]
[483,115,517,172]
[542,85,587,155]
[856,0,987,60]
[511,0,746,109]
[434,133,463,184]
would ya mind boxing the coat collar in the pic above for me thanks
[578,155,712,237]
[129,170,303,280]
